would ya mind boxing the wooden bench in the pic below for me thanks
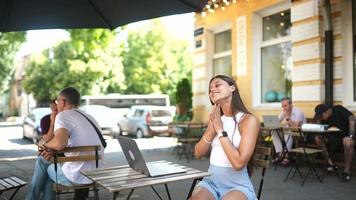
[0,176,27,200]
[51,145,101,200]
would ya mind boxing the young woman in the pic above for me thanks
[191,75,259,200]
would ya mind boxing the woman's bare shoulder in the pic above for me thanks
[241,113,260,126]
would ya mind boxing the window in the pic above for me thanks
[260,10,292,103]
[213,30,231,76]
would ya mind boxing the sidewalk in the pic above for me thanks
[1,146,355,200]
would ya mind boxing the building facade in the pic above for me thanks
[192,0,355,122]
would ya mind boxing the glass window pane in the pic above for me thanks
[263,10,291,41]
[215,30,231,53]
[213,56,231,76]
[261,42,292,103]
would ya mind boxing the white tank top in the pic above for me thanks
[210,112,245,168]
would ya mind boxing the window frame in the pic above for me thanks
[252,2,291,109]
[341,0,356,111]
[208,23,232,77]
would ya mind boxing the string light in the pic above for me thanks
[200,0,249,18]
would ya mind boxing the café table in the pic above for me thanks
[81,160,210,200]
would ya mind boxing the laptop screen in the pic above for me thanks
[117,136,150,176]
[263,115,280,128]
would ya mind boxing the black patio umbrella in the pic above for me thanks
[0,0,207,32]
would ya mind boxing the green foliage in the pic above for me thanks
[23,29,124,102]
[23,20,193,105]
[0,32,26,91]
[175,78,192,112]
[121,20,192,104]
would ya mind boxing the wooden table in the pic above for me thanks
[81,160,210,200]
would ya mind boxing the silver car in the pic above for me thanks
[22,107,51,143]
[116,105,173,138]
[79,105,121,137]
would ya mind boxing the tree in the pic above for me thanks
[23,29,125,103]
[0,32,26,91]
[121,20,193,104]
[175,78,192,115]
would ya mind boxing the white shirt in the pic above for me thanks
[279,107,306,125]
[54,109,105,184]
[210,112,244,168]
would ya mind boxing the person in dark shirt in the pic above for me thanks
[40,99,58,142]
[313,104,355,182]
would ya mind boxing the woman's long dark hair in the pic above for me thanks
[209,75,254,175]
[209,75,250,116]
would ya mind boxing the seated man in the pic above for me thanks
[26,87,105,200]
[313,104,355,182]
[272,97,306,165]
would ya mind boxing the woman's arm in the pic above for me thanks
[194,119,216,159]
[219,115,260,170]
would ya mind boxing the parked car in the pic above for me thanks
[22,107,51,143]
[79,105,121,137]
[116,105,173,138]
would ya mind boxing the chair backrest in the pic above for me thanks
[251,146,272,200]
[51,145,102,199]
[52,145,101,167]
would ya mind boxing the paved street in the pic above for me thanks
[0,125,355,200]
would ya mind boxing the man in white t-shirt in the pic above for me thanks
[271,97,306,165]
[26,87,105,200]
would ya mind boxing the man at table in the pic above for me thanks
[272,97,306,165]
[313,103,355,182]
[26,87,105,200]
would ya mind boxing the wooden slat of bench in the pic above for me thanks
[54,145,101,153]
[255,147,272,155]
[55,155,101,163]
[253,159,269,169]
[290,147,324,154]
[0,179,12,189]
[3,178,20,188]
[0,177,26,192]
[9,177,26,186]
[53,183,94,192]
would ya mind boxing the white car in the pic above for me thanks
[79,105,121,137]
[22,107,51,143]
[116,105,173,138]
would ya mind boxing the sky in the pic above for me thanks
[16,13,194,60]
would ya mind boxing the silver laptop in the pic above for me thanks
[117,136,187,177]
[263,115,280,128]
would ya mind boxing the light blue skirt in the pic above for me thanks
[196,165,257,200]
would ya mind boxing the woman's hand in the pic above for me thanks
[210,104,223,133]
